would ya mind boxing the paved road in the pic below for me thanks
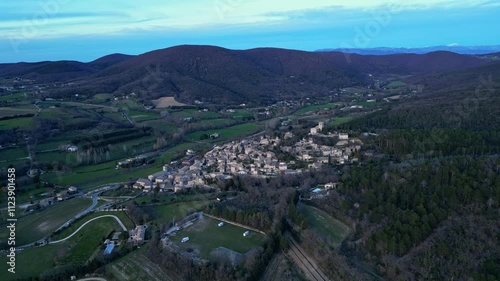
[50,215,127,244]
[18,185,121,248]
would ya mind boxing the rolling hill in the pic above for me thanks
[0,45,497,104]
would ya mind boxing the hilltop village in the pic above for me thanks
[132,125,362,193]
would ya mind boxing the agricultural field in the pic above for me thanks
[356,101,379,107]
[299,205,351,247]
[146,200,211,224]
[43,141,207,189]
[330,116,354,126]
[0,241,67,280]
[172,216,266,259]
[0,197,92,245]
[168,108,221,120]
[127,110,160,122]
[108,248,173,281]
[0,107,37,118]
[225,109,253,119]
[0,117,33,130]
[152,96,187,108]
[386,80,407,89]
[0,92,28,102]
[188,123,261,142]
[295,103,340,115]
[0,212,125,281]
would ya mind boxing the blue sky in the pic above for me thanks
[0,0,499,62]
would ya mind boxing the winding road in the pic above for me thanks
[50,215,127,244]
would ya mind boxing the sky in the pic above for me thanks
[0,0,499,62]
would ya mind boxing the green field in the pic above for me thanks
[0,198,92,245]
[226,109,253,119]
[108,247,173,281]
[43,141,206,189]
[0,93,27,102]
[299,205,351,246]
[0,117,34,130]
[295,103,340,115]
[188,123,261,142]
[172,216,266,259]
[0,107,37,118]
[386,80,407,89]
[356,101,379,107]
[0,214,124,280]
[149,201,210,224]
[170,108,218,119]
[53,211,134,240]
[127,110,160,122]
[330,117,354,126]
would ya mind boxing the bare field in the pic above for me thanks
[152,97,187,108]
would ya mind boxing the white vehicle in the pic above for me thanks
[181,237,190,243]
[218,222,224,227]
[243,231,250,237]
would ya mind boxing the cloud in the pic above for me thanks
[0,0,494,40]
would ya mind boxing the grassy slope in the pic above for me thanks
[299,204,351,246]
[150,201,210,224]
[0,198,92,245]
[188,123,261,141]
[0,216,123,280]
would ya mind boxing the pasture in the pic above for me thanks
[295,103,340,115]
[330,117,354,126]
[0,197,92,245]
[0,117,33,130]
[0,212,124,280]
[188,123,261,142]
[0,107,37,118]
[147,200,210,224]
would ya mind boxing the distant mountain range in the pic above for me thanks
[316,45,500,55]
[0,45,499,105]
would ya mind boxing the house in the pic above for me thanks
[67,145,78,152]
[339,133,349,140]
[56,190,69,201]
[181,237,190,243]
[68,186,78,193]
[130,225,146,243]
[278,162,287,171]
[210,133,220,139]
[134,178,152,190]
[324,182,338,190]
